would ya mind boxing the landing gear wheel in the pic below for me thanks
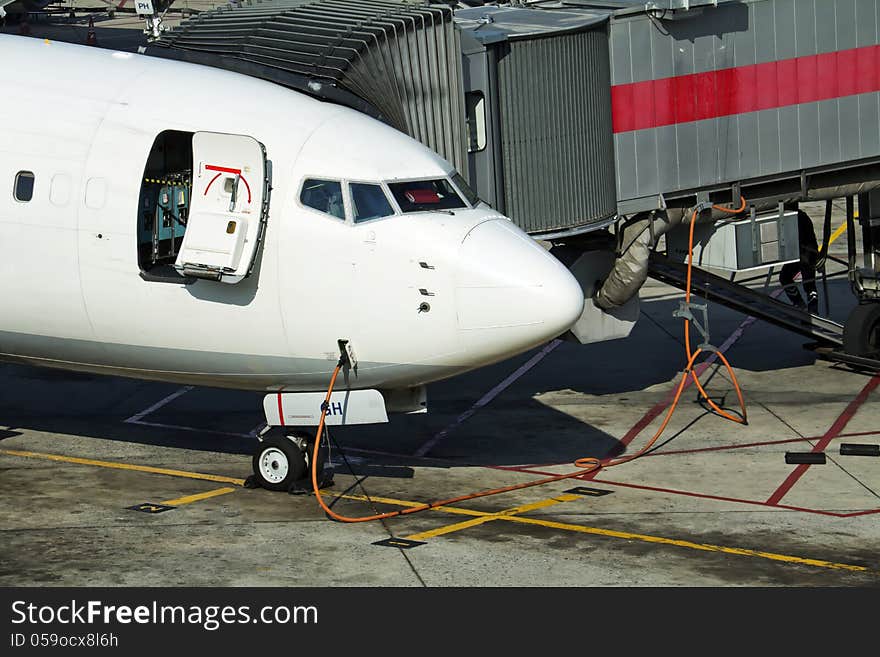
[843,302,880,358]
[251,434,306,492]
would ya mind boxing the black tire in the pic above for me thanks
[251,434,306,492]
[843,302,880,357]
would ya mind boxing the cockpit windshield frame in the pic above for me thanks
[386,175,471,214]
[297,173,477,226]
[344,178,398,225]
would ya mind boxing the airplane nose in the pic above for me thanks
[456,218,584,361]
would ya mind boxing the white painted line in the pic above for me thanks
[328,456,366,467]
[124,385,194,423]
[247,422,267,438]
[413,339,563,457]
[126,419,253,439]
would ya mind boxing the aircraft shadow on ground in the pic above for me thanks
[0,360,627,472]
[0,279,863,475]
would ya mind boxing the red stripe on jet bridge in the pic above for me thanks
[611,44,880,134]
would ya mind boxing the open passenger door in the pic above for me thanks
[175,132,271,283]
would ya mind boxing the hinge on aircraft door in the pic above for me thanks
[180,264,228,281]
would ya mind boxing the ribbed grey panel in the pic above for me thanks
[152,0,467,175]
[608,0,871,85]
[497,29,616,234]
[610,0,880,208]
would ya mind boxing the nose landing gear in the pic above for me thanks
[246,428,334,494]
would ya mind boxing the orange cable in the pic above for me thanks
[683,198,749,425]
[310,198,750,523]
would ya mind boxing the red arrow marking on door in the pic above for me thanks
[204,164,252,203]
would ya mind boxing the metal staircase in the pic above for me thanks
[647,252,845,348]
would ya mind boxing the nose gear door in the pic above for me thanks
[175,132,271,283]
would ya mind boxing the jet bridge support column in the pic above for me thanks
[842,194,880,359]
[856,192,880,301]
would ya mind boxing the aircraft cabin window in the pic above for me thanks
[350,183,394,223]
[14,171,35,202]
[301,179,345,220]
[388,179,467,213]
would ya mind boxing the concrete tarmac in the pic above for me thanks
[1,211,877,586]
[1,17,878,587]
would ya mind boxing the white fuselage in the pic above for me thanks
[0,35,584,394]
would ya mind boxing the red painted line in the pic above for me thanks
[615,315,762,452]
[277,393,285,427]
[490,431,876,470]
[646,435,821,457]
[482,465,880,518]
[838,509,880,518]
[612,44,880,133]
[581,302,779,481]
[487,429,880,472]
[836,429,880,440]
[593,478,880,519]
[491,464,543,473]
[340,447,880,518]
[490,465,569,478]
[645,428,880,458]
[578,358,723,481]
[604,362,711,452]
[765,375,880,506]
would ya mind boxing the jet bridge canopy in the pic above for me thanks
[147,0,620,237]
[148,0,467,177]
[150,0,880,241]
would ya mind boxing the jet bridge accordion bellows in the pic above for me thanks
[150,0,621,237]
[149,0,468,177]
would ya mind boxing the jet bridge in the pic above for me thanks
[147,0,880,366]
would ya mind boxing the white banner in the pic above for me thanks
[263,389,389,427]
[135,0,156,16]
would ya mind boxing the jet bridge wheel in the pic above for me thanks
[252,433,307,492]
[843,302,880,358]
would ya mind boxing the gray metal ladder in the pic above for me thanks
[647,253,845,347]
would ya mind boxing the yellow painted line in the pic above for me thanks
[11,445,857,573]
[5,445,866,572]
[406,516,494,540]
[325,489,871,574]
[501,516,870,573]
[321,491,492,518]
[405,494,582,541]
[820,222,848,252]
[0,448,246,486]
[497,494,583,513]
[161,487,237,507]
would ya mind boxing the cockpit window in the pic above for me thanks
[388,178,467,213]
[350,182,394,223]
[450,171,480,207]
[301,179,345,220]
